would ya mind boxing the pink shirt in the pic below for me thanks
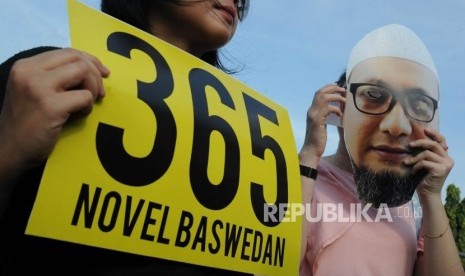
[300,158,424,276]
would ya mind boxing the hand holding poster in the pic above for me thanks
[25,1,301,275]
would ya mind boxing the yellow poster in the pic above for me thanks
[26,1,301,275]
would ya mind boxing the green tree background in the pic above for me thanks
[444,183,465,266]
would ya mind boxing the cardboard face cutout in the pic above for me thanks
[342,24,440,208]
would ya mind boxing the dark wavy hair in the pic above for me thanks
[100,0,249,73]
[335,71,346,88]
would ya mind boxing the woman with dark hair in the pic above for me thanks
[100,0,248,72]
[0,1,251,275]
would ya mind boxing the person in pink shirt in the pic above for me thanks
[299,24,464,276]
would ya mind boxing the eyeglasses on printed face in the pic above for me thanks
[348,83,438,123]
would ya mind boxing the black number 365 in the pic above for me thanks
[96,32,288,227]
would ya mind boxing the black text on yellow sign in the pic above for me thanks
[26,1,301,275]
[94,31,289,225]
[71,183,286,267]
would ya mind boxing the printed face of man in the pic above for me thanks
[343,57,439,207]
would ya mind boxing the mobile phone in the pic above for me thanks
[326,101,342,127]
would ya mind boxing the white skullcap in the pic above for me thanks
[346,24,438,81]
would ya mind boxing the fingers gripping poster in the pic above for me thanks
[25,1,301,275]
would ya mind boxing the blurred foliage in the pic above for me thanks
[444,183,465,269]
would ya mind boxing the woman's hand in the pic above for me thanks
[0,48,110,173]
[404,128,453,199]
[300,84,345,161]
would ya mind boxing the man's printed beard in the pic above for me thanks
[353,165,426,208]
